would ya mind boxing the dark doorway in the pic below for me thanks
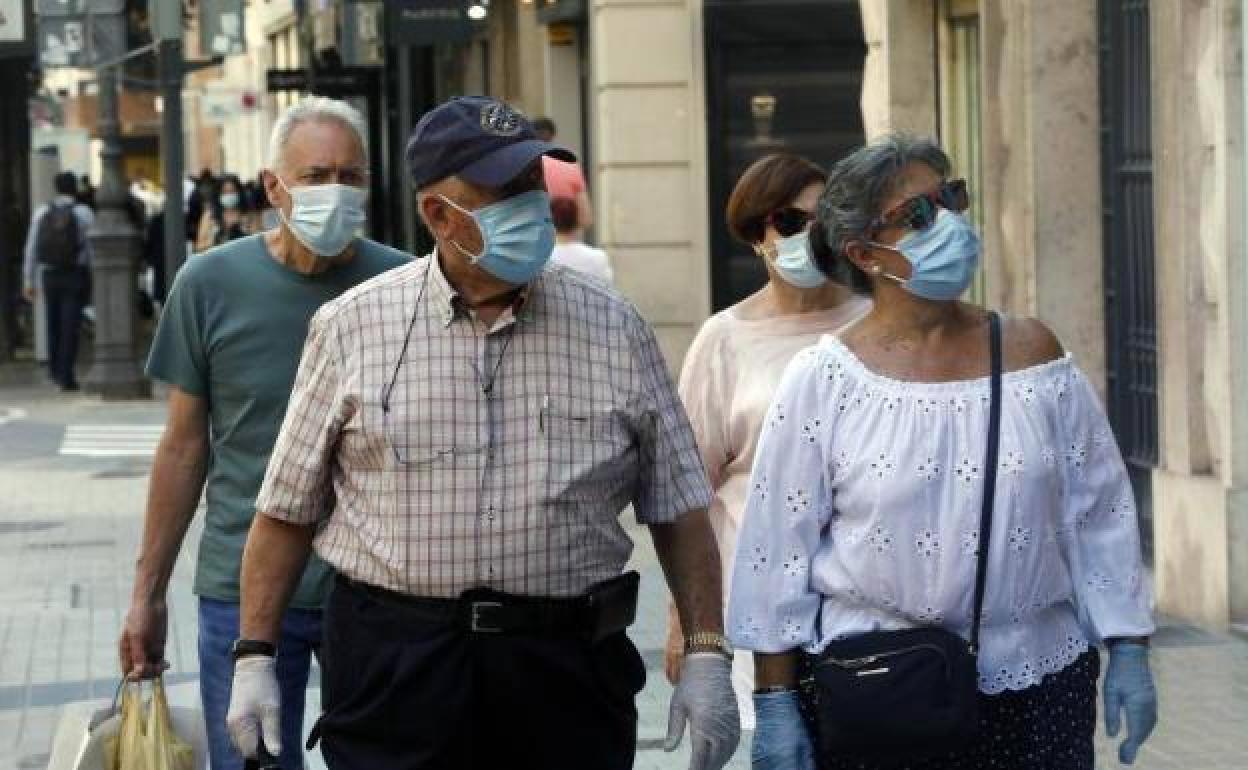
[1098,0,1157,554]
[703,0,866,310]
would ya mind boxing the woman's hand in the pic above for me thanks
[751,690,815,769]
[1103,640,1158,765]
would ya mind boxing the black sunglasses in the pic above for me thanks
[766,207,814,238]
[869,178,969,235]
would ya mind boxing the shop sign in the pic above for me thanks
[386,0,478,47]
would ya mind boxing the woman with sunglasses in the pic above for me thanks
[727,135,1157,769]
[665,153,870,729]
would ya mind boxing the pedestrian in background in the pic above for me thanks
[549,195,613,282]
[197,173,251,251]
[22,171,93,391]
[535,115,594,234]
[186,169,217,243]
[729,135,1157,769]
[118,96,409,770]
[77,174,96,210]
[665,153,870,730]
[226,95,739,770]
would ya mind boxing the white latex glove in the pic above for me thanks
[663,652,741,770]
[226,655,282,759]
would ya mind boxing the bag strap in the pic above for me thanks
[968,312,1002,655]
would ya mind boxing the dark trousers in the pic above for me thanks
[42,268,86,387]
[313,578,646,770]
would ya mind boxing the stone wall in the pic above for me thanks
[590,0,710,374]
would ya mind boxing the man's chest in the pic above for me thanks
[341,321,640,487]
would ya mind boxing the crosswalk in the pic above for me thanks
[59,424,164,457]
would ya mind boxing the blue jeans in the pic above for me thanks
[199,598,323,770]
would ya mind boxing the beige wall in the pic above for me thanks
[590,0,710,373]
[978,0,1107,391]
[857,1,1107,393]
[859,0,938,138]
[1150,0,1245,628]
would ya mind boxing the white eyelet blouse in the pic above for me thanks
[726,335,1156,694]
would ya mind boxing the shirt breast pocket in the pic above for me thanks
[539,401,632,504]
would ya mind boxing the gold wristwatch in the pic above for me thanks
[684,631,734,660]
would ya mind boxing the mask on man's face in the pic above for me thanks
[275,175,368,258]
[439,190,555,285]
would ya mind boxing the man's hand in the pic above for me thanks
[227,655,282,759]
[118,598,171,679]
[22,286,35,302]
[663,652,740,770]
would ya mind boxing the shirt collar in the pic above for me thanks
[53,195,75,205]
[426,247,536,329]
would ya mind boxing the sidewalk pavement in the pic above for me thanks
[0,377,1245,769]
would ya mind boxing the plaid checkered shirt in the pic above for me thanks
[255,252,712,598]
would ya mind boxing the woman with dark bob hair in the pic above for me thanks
[727,135,1158,769]
[665,153,870,730]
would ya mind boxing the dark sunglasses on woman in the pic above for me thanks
[766,207,814,238]
[870,178,969,236]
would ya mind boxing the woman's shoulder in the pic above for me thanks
[1000,314,1065,373]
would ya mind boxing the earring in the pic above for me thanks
[871,265,882,274]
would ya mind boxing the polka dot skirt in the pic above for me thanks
[798,649,1100,770]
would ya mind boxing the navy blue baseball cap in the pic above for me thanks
[406,96,576,190]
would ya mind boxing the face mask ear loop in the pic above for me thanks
[439,194,487,262]
[861,240,910,287]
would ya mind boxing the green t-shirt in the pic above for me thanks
[146,234,409,608]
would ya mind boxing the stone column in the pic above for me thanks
[85,62,149,399]
[590,0,709,372]
[1150,0,1243,629]
[978,0,1106,390]
[857,0,939,139]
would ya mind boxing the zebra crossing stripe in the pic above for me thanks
[59,424,164,457]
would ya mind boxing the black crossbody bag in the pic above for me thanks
[807,312,1002,760]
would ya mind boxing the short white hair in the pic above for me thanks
[267,96,368,171]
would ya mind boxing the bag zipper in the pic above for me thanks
[819,642,949,671]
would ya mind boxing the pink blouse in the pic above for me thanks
[678,296,873,590]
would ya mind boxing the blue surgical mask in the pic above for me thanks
[873,208,980,301]
[441,190,555,285]
[276,177,367,258]
[762,230,827,289]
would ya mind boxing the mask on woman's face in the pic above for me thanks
[870,208,981,301]
[439,190,555,286]
[757,230,827,289]
[220,192,240,209]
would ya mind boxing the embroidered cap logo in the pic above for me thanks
[480,102,524,136]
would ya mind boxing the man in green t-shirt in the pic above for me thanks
[118,96,408,770]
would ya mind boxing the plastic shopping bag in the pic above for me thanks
[106,678,196,770]
[45,691,123,770]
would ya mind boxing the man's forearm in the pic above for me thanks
[239,514,315,643]
[132,439,208,603]
[650,508,723,635]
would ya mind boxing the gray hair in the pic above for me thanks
[812,134,951,289]
[266,96,368,171]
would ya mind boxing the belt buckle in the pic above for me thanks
[469,600,504,633]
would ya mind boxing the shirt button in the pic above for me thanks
[484,505,496,523]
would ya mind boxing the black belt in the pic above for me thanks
[336,570,639,643]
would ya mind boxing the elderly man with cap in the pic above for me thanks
[226,96,740,769]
